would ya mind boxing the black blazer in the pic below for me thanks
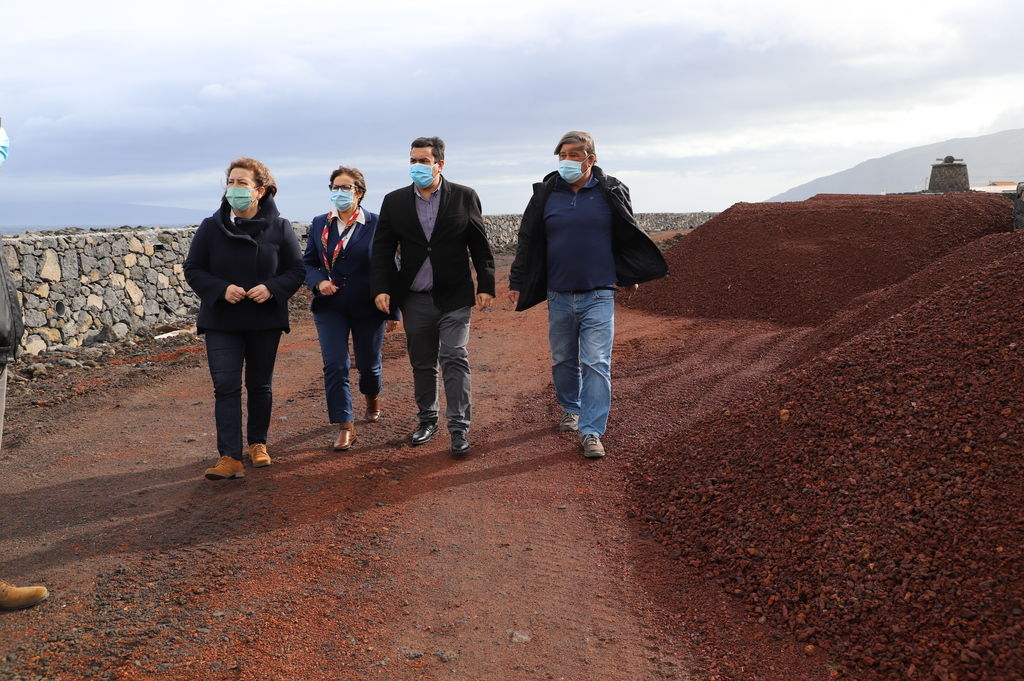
[370,178,495,313]
[302,209,399,320]
[184,194,305,333]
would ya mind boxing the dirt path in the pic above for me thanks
[1,272,830,681]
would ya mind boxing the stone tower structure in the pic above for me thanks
[928,155,970,192]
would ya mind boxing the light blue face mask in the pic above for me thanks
[409,163,436,188]
[558,160,584,183]
[330,189,355,211]
[225,186,255,212]
[0,127,9,166]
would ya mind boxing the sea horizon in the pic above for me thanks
[0,223,198,237]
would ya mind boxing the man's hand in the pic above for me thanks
[386,320,400,333]
[317,280,338,295]
[224,284,247,304]
[246,284,272,303]
[507,289,520,308]
[475,293,494,311]
[374,293,391,314]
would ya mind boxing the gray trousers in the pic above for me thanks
[401,292,472,433]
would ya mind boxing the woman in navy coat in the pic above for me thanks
[184,158,304,480]
[303,166,399,450]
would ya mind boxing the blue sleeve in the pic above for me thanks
[303,215,328,292]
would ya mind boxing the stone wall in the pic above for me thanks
[481,212,717,252]
[3,212,716,355]
[3,228,197,355]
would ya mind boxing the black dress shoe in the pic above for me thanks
[450,430,470,456]
[409,422,438,446]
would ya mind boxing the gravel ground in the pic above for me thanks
[622,199,1023,681]
[628,193,1014,326]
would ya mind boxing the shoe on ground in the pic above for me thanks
[0,581,48,611]
[450,430,471,456]
[248,443,272,467]
[410,422,438,446]
[333,422,356,451]
[581,433,606,459]
[558,411,580,432]
[365,395,382,422]
[204,456,245,480]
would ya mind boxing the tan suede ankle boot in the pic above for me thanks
[0,580,48,610]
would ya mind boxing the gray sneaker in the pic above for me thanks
[558,411,580,432]
[581,433,605,458]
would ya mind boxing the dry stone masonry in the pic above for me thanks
[3,212,715,355]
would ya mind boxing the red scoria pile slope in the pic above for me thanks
[630,232,1024,681]
[628,193,1014,326]
[786,231,1022,368]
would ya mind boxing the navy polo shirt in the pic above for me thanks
[544,174,616,292]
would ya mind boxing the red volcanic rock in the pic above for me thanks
[629,193,1014,326]
[629,231,1024,680]
[786,231,1021,368]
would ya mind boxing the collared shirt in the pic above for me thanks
[410,178,442,292]
[543,174,616,292]
[325,206,366,249]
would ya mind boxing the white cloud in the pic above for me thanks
[0,0,1021,222]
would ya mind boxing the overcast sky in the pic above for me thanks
[1,0,1022,226]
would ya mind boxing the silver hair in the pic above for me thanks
[554,131,596,157]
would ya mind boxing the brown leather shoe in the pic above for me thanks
[0,580,48,611]
[365,395,382,422]
[333,422,356,450]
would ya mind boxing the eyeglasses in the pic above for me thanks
[329,183,360,192]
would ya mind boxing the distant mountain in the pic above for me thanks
[0,201,210,231]
[768,128,1024,202]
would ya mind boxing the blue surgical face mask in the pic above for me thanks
[0,127,9,166]
[225,186,255,212]
[558,159,585,183]
[409,162,436,188]
[331,189,355,211]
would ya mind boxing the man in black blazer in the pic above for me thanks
[371,136,495,455]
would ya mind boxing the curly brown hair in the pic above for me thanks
[226,157,278,197]
[329,166,367,206]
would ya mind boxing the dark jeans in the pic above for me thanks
[204,329,283,461]
[312,309,386,423]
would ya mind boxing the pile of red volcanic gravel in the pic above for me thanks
[629,193,1014,326]
[630,232,1024,680]
[785,231,1020,368]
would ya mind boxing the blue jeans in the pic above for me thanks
[313,309,386,423]
[204,329,282,461]
[547,289,615,436]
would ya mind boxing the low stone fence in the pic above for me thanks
[480,212,717,251]
[3,212,716,355]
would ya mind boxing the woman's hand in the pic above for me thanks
[386,320,400,334]
[318,280,338,295]
[224,284,247,304]
[246,284,273,303]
